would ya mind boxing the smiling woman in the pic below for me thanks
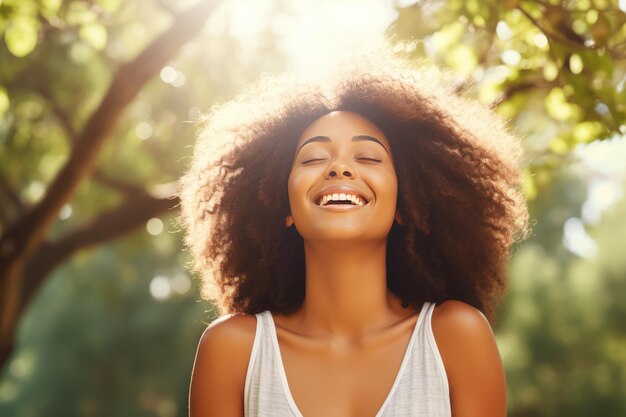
[286,111,398,245]
[177,46,529,417]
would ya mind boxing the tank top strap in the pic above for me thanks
[411,301,450,401]
[243,311,263,412]
[244,311,299,417]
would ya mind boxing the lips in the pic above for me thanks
[311,185,371,207]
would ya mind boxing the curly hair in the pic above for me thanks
[176,47,530,324]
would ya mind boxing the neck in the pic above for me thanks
[296,239,403,338]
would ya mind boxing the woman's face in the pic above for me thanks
[287,111,398,243]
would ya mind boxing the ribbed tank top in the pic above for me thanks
[244,301,451,416]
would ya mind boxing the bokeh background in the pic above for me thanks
[1,0,625,416]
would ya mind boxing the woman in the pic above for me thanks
[178,48,529,417]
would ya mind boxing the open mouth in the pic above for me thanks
[315,193,369,207]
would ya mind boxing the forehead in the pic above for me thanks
[296,111,391,150]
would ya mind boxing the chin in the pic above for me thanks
[298,228,392,243]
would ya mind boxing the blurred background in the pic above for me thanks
[0,0,625,416]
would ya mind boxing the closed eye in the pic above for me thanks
[302,157,382,164]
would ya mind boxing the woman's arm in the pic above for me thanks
[188,314,256,417]
[432,300,508,417]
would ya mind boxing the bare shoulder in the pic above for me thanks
[189,313,258,417]
[195,312,258,373]
[432,299,491,335]
[431,300,507,417]
[201,312,258,347]
[195,313,258,373]
[431,299,499,366]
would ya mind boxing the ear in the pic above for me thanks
[285,214,294,227]
[395,211,404,226]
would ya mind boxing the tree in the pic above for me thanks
[388,0,626,199]
[0,0,219,371]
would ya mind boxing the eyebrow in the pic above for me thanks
[296,135,390,155]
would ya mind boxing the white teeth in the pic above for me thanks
[318,192,366,206]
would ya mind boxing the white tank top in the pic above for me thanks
[244,301,451,416]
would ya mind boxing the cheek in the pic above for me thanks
[287,169,311,208]
[374,170,399,202]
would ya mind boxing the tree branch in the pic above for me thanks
[1,0,217,372]
[22,189,180,312]
[37,87,177,199]
[516,3,626,59]
[37,86,78,142]
[0,0,215,264]
[492,79,555,107]
[0,174,25,218]
[91,170,147,195]
[0,172,24,228]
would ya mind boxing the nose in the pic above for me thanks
[325,161,354,179]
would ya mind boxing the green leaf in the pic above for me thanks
[79,22,108,51]
[97,0,122,14]
[572,121,603,143]
[432,21,465,52]
[40,0,63,19]
[545,87,580,121]
[66,2,97,25]
[569,54,584,74]
[4,16,39,57]
[445,44,478,74]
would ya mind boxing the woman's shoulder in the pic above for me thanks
[190,313,260,412]
[193,313,259,384]
[430,300,507,415]
[198,312,259,356]
[431,300,490,330]
[430,300,497,360]
[190,313,260,416]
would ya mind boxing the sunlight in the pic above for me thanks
[146,217,164,236]
[273,0,398,72]
[575,133,626,177]
[222,0,398,74]
[149,275,172,301]
[582,179,624,224]
[563,217,598,259]
[58,204,72,220]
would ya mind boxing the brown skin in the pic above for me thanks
[189,112,507,417]
[285,111,403,339]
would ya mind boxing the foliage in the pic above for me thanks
[1,0,283,415]
[1,215,212,417]
[0,0,624,416]
[387,2,626,414]
[496,168,626,416]
[388,0,626,200]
